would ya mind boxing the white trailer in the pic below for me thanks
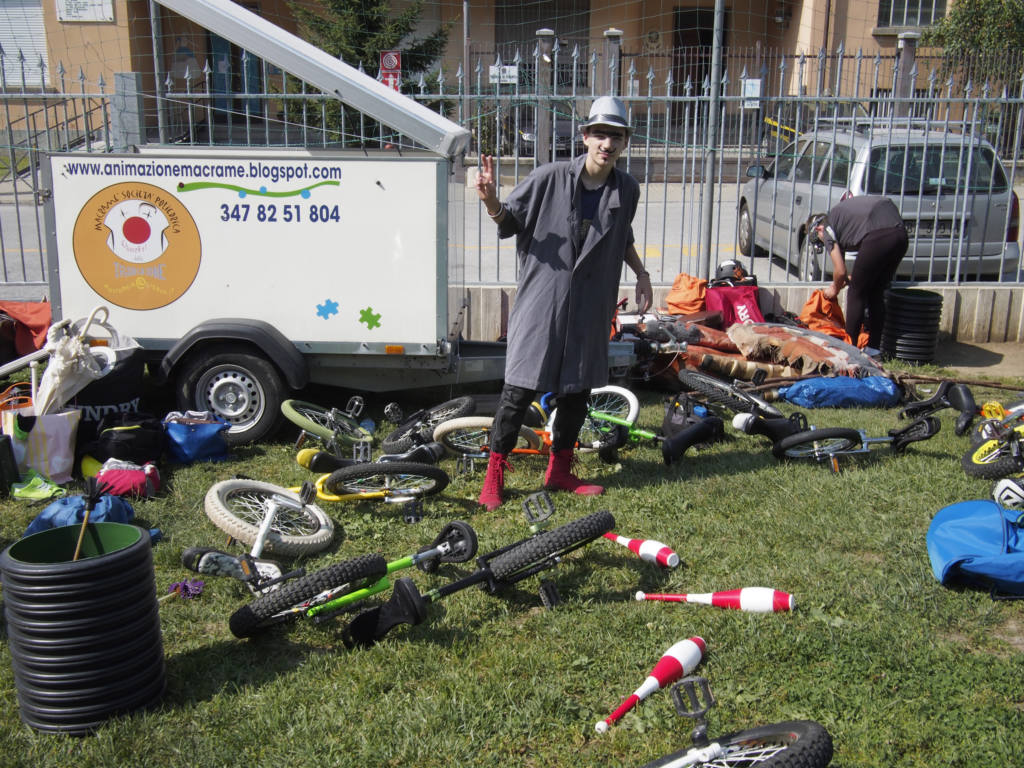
[42,145,523,443]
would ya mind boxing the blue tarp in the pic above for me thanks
[927,499,1024,595]
[23,494,135,537]
[777,376,901,409]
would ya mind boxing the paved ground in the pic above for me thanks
[931,340,1024,384]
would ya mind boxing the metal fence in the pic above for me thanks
[2,33,1023,300]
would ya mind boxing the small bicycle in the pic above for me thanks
[961,407,1024,479]
[183,479,334,593]
[378,396,477,454]
[431,385,640,462]
[577,404,724,466]
[640,676,833,768]
[228,519,479,638]
[734,409,940,472]
[228,493,614,646]
[341,494,614,647]
[677,370,784,419]
[281,395,372,456]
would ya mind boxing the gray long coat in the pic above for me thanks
[496,154,640,393]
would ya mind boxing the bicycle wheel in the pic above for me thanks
[281,399,370,446]
[432,416,542,455]
[969,418,1004,448]
[204,480,334,557]
[678,370,783,418]
[381,396,476,454]
[323,461,450,498]
[228,554,387,638]
[961,438,1024,479]
[550,385,641,453]
[489,510,615,582]
[771,427,863,460]
[642,719,833,768]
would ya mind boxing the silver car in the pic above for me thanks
[737,126,1021,281]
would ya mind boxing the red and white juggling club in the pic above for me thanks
[594,636,705,734]
[603,532,680,568]
[635,587,794,613]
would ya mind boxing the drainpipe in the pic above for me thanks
[700,0,725,279]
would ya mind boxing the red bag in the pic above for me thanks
[705,285,764,329]
[95,459,160,499]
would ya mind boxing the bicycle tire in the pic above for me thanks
[489,510,615,582]
[204,480,334,557]
[961,438,1024,479]
[549,385,641,453]
[432,416,542,455]
[228,554,387,638]
[323,461,450,498]
[678,370,784,418]
[969,419,1024,448]
[281,399,370,446]
[771,427,863,460]
[381,396,476,454]
[642,719,833,768]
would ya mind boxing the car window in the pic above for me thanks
[794,140,830,181]
[819,142,854,187]
[866,143,1009,195]
[771,140,802,180]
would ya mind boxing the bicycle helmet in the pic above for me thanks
[993,477,1024,507]
[714,260,747,282]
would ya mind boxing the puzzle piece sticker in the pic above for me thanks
[317,299,339,319]
[359,306,382,330]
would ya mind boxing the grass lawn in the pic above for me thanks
[0,364,1021,767]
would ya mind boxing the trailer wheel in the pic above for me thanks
[175,344,285,446]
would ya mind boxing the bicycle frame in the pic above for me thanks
[781,417,941,473]
[307,542,459,622]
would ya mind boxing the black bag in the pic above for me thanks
[662,393,724,444]
[86,411,165,464]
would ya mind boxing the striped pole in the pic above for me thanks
[636,587,794,613]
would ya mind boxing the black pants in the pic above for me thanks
[847,224,909,348]
[490,383,589,455]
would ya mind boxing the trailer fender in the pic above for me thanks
[158,319,308,389]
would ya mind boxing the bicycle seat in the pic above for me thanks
[889,415,941,454]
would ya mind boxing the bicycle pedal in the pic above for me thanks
[399,497,424,524]
[352,440,372,463]
[522,491,555,528]
[671,676,715,720]
[456,454,477,476]
[383,402,404,423]
[344,395,365,419]
[538,579,562,609]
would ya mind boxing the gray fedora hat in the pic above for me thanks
[580,95,631,134]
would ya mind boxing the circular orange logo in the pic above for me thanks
[72,182,201,310]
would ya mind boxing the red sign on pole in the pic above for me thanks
[380,50,401,91]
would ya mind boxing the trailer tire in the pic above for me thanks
[175,344,285,446]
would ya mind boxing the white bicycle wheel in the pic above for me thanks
[204,479,334,557]
[549,385,641,452]
[433,416,542,455]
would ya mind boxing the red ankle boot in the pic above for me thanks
[478,452,511,511]
[544,449,603,496]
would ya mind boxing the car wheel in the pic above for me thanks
[738,202,767,258]
[175,344,285,446]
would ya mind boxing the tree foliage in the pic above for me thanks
[922,0,1024,76]
[289,0,450,83]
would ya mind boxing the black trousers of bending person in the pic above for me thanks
[846,224,908,349]
[490,383,590,455]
